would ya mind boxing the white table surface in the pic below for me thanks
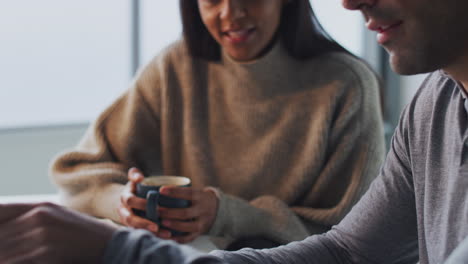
[0,194,218,252]
[0,194,60,204]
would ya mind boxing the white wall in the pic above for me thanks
[0,0,130,129]
[312,0,364,56]
[0,1,366,196]
[400,74,428,111]
[0,125,87,195]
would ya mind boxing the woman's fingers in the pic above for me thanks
[121,192,147,211]
[157,187,218,242]
[160,186,200,202]
[121,172,146,211]
[118,207,158,232]
[156,229,172,239]
[173,232,199,244]
[127,168,145,183]
[120,170,159,232]
[162,219,203,233]
[158,207,199,221]
[128,167,144,179]
[127,168,144,193]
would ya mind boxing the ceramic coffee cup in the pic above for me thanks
[135,176,191,236]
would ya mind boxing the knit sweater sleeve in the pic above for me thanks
[49,54,166,221]
[208,54,386,245]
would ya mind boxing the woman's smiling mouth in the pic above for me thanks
[223,28,256,44]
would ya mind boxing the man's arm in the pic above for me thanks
[211,108,419,264]
[104,229,224,264]
[0,203,223,264]
[0,203,114,263]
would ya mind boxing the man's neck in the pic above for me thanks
[460,82,468,94]
[443,53,468,93]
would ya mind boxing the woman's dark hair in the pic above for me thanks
[179,0,349,61]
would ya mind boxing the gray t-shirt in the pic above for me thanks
[103,71,468,264]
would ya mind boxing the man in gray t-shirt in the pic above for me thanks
[2,0,468,263]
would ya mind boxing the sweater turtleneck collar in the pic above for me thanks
[218,40,301,101]
[221,40,294,75]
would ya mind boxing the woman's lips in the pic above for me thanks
[223,28,255,44]
[376,21,403,44]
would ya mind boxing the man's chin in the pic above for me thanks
[390,65,421,76]
[389,53,435,75]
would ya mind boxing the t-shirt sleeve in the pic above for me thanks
[325,105,419,263]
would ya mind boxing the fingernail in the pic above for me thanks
[160,187,170,195]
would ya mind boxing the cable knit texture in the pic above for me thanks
[50,39,385,246]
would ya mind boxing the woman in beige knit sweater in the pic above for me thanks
[50,0,385,250]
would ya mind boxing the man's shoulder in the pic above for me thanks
[408,71,458,113]
[399,71,460,140]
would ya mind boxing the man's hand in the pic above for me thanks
[0,202,116,264]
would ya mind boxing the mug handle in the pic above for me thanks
[146,190,160,223]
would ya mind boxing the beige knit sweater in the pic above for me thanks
[50,40,385,246]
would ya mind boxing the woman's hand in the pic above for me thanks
[157,186,219,243]
[118,167,159,233]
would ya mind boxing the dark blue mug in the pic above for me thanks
[135,176,191,236]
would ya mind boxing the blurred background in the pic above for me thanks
[0,0,426,196]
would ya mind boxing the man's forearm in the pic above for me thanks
[211,233,351,264]
[103,229,225,264]
[103,228,352,264]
